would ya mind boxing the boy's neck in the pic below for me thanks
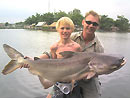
[59,38,71,45]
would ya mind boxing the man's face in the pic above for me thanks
[57,24,72,40]
[82,14,99,34]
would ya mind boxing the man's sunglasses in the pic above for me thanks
[85,21,99,26]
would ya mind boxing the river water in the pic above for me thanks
[0,29,130,98]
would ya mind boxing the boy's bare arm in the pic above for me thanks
[50,44,58,59]
[73,41,82,52]
[39,54,49,59]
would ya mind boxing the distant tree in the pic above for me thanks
[15,22,24,25]
[5,22,9,26]
[54,11,68,22]
[42,12,54,25]
[100,15,114,31]
[15,22,24,28]
[24,13,42,25]
[35,13,42,23]
[115,15,130,32]
[68,9,84,27]
[24,16,35,25]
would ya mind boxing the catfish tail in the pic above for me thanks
[2,44,24,75]
[3,44,24,60]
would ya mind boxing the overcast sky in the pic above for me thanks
[0,0,130,23]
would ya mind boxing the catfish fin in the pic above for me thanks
[59,51,76,58]
[3,44,24,60]
[71,80,75,91]
[38,76,54,89]
[86,72,96,79]
[2,60,19,75]
[76,71,96,81]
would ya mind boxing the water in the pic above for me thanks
[0,29,130,98]
[97,32,130,98]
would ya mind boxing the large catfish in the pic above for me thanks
[2,44,126,89]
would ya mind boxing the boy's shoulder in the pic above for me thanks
[70,40,82,51]
[71,40,80,47]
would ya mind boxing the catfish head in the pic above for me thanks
[88,53,126,75]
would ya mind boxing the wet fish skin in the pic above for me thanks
[2,44,126,89]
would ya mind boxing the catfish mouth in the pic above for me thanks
[107,58,126,74]
[115,58,126,70]
[121,58,126,66]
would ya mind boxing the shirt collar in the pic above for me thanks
[80,32,97,45]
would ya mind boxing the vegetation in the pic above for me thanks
[100,15,114,31]
[5,22,9,26]
[114,15,130,32]
[24,9,84,28]
[2,8,130,32]
[68,9,84,27]
[100,15,130,32]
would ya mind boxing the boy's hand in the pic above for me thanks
[46,94,52,98]
[20,56,33,68]
[20,63,30,68]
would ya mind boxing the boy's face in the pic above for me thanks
[57,24,73,40]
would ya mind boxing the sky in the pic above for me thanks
[0,0,130,23]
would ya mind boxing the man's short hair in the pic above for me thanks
[85,10,100,22]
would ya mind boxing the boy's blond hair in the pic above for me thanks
[56,17,75,31]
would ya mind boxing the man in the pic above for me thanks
[71,10,104,98]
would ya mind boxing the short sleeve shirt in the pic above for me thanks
[71,32,104,53]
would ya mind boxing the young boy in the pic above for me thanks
[50,17,81,59]
[46,17,82,98]
[21,17,82,98]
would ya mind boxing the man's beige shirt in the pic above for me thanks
[71,32,104,53]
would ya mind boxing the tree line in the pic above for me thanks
[18,8,130,32]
